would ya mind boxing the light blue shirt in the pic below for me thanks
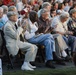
[0,18,6,28]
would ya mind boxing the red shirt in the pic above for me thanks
[3,0,14,6]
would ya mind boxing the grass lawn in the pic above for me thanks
[3,67,76,75]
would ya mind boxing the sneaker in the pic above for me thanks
[21,62,34,71]
[28,62,36,69]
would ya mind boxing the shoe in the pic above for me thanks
[56,61,66,65]
[45,60,55,69]
[53,52,64,61]
[28,62,36,69]
[64,56,71,62]
[21,62,34,71]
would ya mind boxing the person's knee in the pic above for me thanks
[44,39,51,45]
[46,34,54,40]
[35,45,38,49]
[34,45,38,52]
[30,44,38,53]
[48,33,53,38]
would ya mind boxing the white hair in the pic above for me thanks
[42,2,51,8]
[8,6,16,11]
[60,12,69,19]
[2,5,8,14]
[7,11,18,18]
[40,8,49,16]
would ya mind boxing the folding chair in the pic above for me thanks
[0,30,14,69]
[0,30,25,69]
[36,45,45,63]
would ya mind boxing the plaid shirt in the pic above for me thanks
[67,18,76,36]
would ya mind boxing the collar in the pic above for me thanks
[8,20,16,26]
[39,16,46,22]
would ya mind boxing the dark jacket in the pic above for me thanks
[37,16,52,33]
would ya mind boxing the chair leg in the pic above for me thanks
[36,45,45,63]
[5,47,14,69]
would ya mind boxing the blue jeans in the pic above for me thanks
[28,33,55,61]
[63,35,76,52]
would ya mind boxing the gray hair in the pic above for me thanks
[0,7,3,12]
[40,8,49,16]
[70,9,76,15]
[42,2,51,8]
[8,6,16,11]
[60,12,69,19]
[38,0,43,3]
[7,11,18,18]
[2,5,8,14]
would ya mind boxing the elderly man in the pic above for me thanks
[37,8,69,60]
[3,11,38,71]
[67,9,76,36]
[67,9,76,62]
[37,2,52,18]
[51,12,76,56]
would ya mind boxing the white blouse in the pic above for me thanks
[24,20,38,40]
[51,16,68,33]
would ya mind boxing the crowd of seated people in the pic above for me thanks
[0,0,76,71]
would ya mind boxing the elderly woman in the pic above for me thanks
[3,11,38,71]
